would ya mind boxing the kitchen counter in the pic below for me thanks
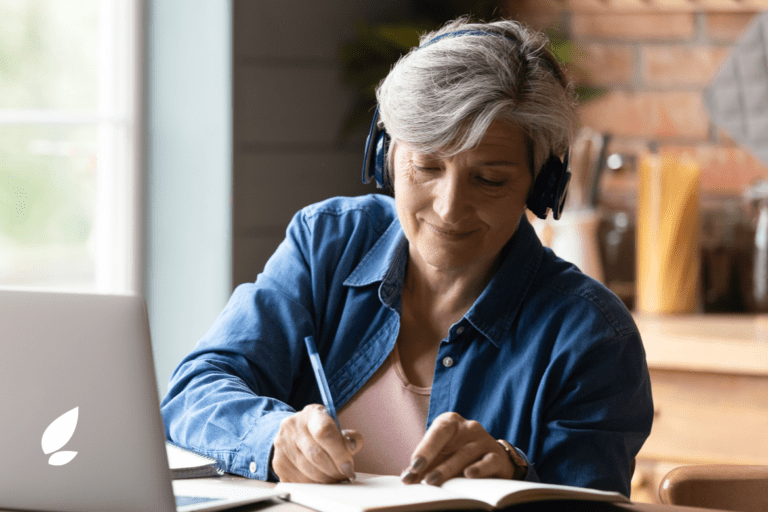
[636,314,768,375]
[630,313,768,503]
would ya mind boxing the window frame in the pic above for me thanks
[0,0,143,294]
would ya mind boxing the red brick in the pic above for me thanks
[642,46,729,86]
[662,145,768,193]
[705,12,759,41]
[579,90,710,139]
[541,0,768,12]
[571,43,635,85]
[566,0,684,11]
[572,13,695,40]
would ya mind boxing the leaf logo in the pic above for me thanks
[41,407,79,466]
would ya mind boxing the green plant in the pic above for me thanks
[338,1,603,142]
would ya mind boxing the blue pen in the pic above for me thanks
[304,335,341,430]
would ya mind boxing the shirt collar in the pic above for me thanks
[343,218,407,288]
[343,215,544,347]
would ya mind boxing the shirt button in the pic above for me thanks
[456,326,465,335]
[249,461,257,474]
[442,356,454,368]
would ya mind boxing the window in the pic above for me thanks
[0,0,141,293]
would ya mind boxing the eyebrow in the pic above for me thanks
[476,160,523,167]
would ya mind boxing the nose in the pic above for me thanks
[433,172,471,224]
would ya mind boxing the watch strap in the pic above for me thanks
[496,439,529,480]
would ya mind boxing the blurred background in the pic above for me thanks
[2,1,768,502]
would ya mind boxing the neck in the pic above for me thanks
[403,248,501,323]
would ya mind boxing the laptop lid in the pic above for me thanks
[0,289,282,512]
[0,289,177,512]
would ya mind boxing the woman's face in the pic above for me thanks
[393,121,533,277]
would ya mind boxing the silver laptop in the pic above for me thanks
[0,289,285,512]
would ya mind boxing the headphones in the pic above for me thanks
[360,30,571,221]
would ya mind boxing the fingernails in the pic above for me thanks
[345,435,357,451]
[409,456,426,472]
[342,462,356,481]
[465,467,479,478]
[425,471,441,486]
[400,470,417,484]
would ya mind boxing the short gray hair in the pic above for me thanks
[376,17,579,179]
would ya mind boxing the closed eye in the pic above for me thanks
[476,176,506,187]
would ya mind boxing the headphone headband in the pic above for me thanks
[419,30,515,48]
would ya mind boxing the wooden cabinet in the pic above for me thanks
[631,315,768,503]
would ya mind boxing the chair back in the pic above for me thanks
[660,464,768,512]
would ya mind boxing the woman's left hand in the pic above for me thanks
[400,412,516,485]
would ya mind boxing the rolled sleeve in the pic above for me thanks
[233,409,295,480]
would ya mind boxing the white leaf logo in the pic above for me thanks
[41,407,79,465]
[48,451,79,466]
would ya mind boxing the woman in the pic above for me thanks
[161,18,653,496]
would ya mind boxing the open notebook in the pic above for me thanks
[276,473,630,512]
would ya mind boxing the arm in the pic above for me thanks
[534,328,654,496]
[161,211,318,480]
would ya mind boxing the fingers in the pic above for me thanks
[401,413,461,484]
[401,412,514,485]
[463,451,511,479]
[273,451,329,483]
[422,439,493,485]
[305,407,356,479]
[272,404,360,483]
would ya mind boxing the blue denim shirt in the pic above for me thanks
[161,194,653,496]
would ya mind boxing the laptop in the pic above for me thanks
[0,288,286,512]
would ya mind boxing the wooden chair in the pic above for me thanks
[659,465,768,512]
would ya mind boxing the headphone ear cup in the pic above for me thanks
[362,107,390,189]
[374,130,391,189]
[526,151,571,220]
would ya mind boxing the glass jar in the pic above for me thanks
[597,191,636,310]
[699,193,751,313]
[743,181,768,313]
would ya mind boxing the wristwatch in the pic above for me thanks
[497,439,529,480]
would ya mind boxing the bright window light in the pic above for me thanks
[0,0,141,294]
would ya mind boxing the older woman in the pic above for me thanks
[161,18,653,497]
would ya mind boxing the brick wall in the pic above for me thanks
[504,0,768,194]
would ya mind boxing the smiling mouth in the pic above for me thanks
[427,223,478,240]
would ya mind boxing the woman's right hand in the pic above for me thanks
[271,404,363,483]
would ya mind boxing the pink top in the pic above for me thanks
[337,341,431,475]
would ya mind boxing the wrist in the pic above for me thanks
[496,439,528,480]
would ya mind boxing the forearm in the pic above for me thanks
[161,359,296,480]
